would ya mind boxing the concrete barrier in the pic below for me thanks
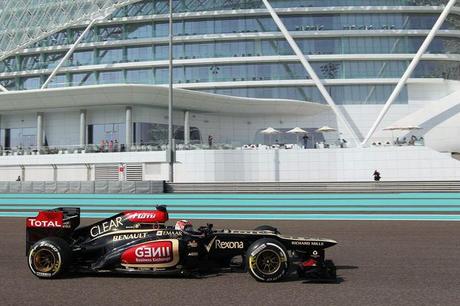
[0,181,164,194]
[165,181,460,193]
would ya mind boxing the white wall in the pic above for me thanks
[173,146,460,182]
[336,80,455,144]
[0,146,459,182]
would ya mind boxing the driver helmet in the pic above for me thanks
[175,219,193,231]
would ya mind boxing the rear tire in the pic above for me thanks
[28,237,71,279]
[246,238,289,282]
[254,225,280,234]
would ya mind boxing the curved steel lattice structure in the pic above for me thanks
[0,0,143,61]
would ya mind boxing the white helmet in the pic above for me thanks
[175,220,193,231]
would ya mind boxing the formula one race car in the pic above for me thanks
[26,206,337,282]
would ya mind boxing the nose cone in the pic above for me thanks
[322,238,338,248]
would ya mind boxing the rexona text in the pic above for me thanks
[215,240,244,249]
[90,217,123,237]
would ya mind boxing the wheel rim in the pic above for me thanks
[256,249,281,275]
[33,249,57,273]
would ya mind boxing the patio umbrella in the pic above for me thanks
[260,127,281,145]
[287,127,308,146]
[383,125,422,131]
[316,126,337,133]
[316,126,338,146]
[384,125,422,144]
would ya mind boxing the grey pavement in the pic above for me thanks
[1,218,460,306]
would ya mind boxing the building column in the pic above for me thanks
[36,112,44,151]
[79,110,87,147]
[0,114,2,150]
[125,107,132,150]
[184,110,190,145]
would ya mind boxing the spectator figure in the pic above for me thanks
[99,140,105,152]
[140,139,144,145]
[208,135,213,148]
[373,170,381,182]
[16,176,21,182]
[302,134,309,149]
[109,140,114,152]
[114,140,119,152]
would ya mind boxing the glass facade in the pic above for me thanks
[88,123,126,145]
[24,13,460,49]
[0,128,37,149]
[1,0,459,106]
[112,0,452,16]
[134,123,201,145]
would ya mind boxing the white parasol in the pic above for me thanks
[260,127,281,145]
[316,126,337,133]
[287,127,308,146]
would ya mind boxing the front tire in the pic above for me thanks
[246,238,289,282]
[28,237,71,279]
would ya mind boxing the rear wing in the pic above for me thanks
[26,207,80,254]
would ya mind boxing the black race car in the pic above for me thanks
[26,206,337,282]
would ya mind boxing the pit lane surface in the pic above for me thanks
[2,218,459,306]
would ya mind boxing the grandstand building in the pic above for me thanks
[0,0,459,182]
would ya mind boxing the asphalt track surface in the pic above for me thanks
[2,218,460,306]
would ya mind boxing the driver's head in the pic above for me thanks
[175,219,193,231]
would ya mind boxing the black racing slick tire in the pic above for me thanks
[28,237,72,279]
[246,238,289,282]
[254,225,280,234]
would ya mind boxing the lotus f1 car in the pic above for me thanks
[26,206,337,282]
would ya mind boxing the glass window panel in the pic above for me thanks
[0,57,17,73]
[127,46,153,62]
[71,50,94,66]
[0,78,16,90]
[98,48,124,64]
[98,25,124,41]
[8,127,37,148]
[126,23,153,39]
[71,72,96,86]
[44,52,65,69]
[99,70,124,84]
[126,69,154,84]
[20,54,42,70]
[90,123,126,144]
[20,76,41,90]
[46,74,68,88]
[154,45,169,60]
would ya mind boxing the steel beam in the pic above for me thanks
[168,0,175,182]
[261,0,360,146]
[41,18,99,89]
[0,0,145,62]
[362,0,457,146]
